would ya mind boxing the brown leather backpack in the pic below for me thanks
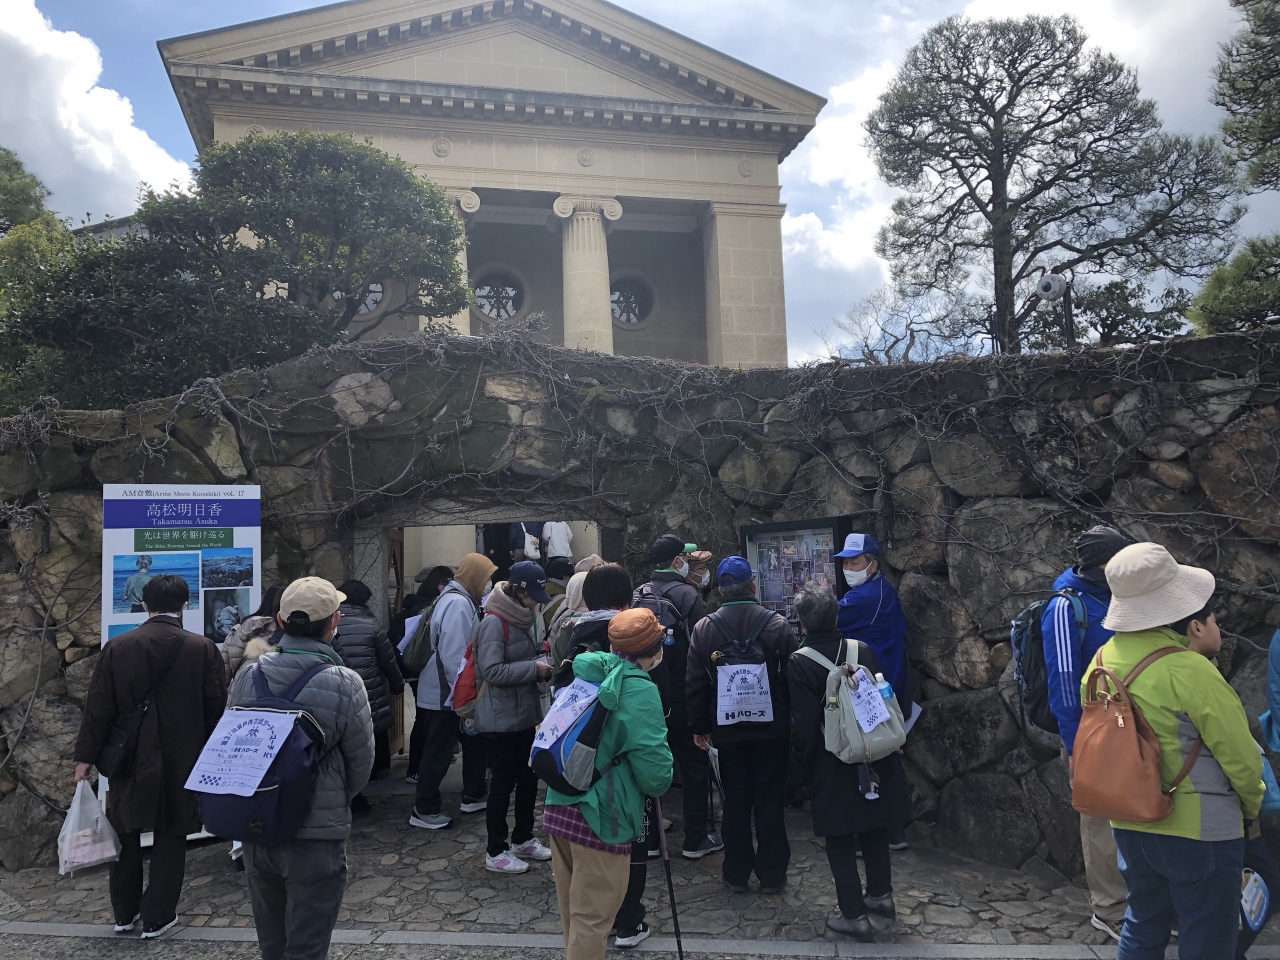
[1071,647,1203,822]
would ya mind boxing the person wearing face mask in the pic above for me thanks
[834,532,913,852]
[543,607,674,960]
[472,560,555,874]
[684,550,714,592]
[637,534,720,860]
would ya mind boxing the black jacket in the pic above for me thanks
[642,572,705,718]
[390,593,431,644]
[333,603,404,733]
[686,600,797,743]
[552,615,671,712]
[786,629,910,837]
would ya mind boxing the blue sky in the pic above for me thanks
[4,0,1277,362]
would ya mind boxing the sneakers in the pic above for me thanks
[647,847,661,859]
[486,850,530,874]
[1091,914,1123,942]
[865,893,895,920]
[682,834,724,859]
[759,880,788,895]
[459,795,488,814]
[614,921,651,948]
[725,879,749,893]
[404,772,419,784]
[826,914,874,941]
[140,918,177,939]
[113,915,138,934]
[408,808,453,830]
[511,838,552,861]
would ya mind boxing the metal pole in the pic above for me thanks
[653,796,685,960]
[1062,284,1076,349]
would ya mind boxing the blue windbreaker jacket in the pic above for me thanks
[837,573,910,708]
[1041,567,1113,754]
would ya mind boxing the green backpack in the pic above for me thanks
[401,602,439,675]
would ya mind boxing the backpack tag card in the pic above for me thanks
[185,710,298,797]
[717,663,774,725]
[849,671,891,733]
[1243,868,1270,932]
[533,678,598,750]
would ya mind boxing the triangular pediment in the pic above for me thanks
[159,0,825,116]
[324,20,684,103]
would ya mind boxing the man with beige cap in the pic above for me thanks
[1088,543,1262,959]
[230,577,374,960]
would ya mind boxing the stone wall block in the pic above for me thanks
[934,772,1043,869]
[1191,406,1280,542]
[0,696,82,806]
[898,572,994,688]
[1020,762,1083,877]
[901,755,939,821]
[172,412,247,481]
[0,783,61,870]
[13,494,102,646]
[883,464,956,573]
[945,498,1079,638]
[929,433,1038,498]
[831,439,882,480]
[997,660,1063,758]
[904,687,1020,785]
[775,456,873,521]
[716,444,806,508]
[91,429,215,485]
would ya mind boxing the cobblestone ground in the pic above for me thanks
[2,763,1276,948]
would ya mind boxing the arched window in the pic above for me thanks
[473,272,525,321]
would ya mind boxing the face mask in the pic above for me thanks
[646,649,664,672]
[672,559,688,578]
[697,570,711,588]
[844,566,869,588]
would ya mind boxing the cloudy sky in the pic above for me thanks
[2,0,1276,361]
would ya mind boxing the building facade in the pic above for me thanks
[158,0,823,594]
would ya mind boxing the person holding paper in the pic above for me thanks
[73,573,227,939]
[685,556,798,895]
[787,582,909,942]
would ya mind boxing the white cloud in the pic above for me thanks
[0,0,189,223]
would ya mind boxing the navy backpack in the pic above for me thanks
[198,662,332,846]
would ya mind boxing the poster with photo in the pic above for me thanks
[781,538,797,558]
[102,485,261,646]
[744,520,848,637]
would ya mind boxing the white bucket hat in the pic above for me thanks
[1102,543,1215,632]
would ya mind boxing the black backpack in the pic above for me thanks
[632,581,684,648]
[550,620,609,692]
[198,662,332,846]
[1009,589,1087,734]
[706,607,774,668]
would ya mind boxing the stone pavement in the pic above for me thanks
[0,759,1275,950]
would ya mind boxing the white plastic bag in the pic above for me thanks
[58,781,121,875]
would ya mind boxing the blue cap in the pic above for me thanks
[834,533,880,559]
[509,560,552,604]
[716,556,754,586]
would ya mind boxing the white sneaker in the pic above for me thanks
[486,850,530,874]
[113,916,138,934]
[511,838,552,861]
[409,809,453,830]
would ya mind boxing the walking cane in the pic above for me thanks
[653,796,685,960]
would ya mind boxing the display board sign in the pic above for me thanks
[101,485,262,646]
[741,516,858,635]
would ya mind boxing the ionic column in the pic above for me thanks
[553,195,622,353]
[440,189,480,335]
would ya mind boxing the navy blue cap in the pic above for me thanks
[509,560,552,604]
[834,533,880,559]
[716,556,754,586]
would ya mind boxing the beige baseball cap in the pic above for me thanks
[279,577,346,624]
[1102,543,1215,633]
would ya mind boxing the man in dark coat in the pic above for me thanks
[787,582,909,942]
[334,581,404,790]
[636,533,718,858]
[74,573,226,938]
[685,556,798,894]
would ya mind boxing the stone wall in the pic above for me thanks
[2,327,1279,875]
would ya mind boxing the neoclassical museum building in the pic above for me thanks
[157,0,823,574]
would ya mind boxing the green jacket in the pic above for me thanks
[544,651,673,845]
[1083,627,1263,840]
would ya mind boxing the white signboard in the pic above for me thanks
[717,663,774,725]
[101,484,262,646]
[533,678,599,750]
[184,709,297,796]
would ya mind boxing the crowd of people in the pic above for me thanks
[67,522,1277,960]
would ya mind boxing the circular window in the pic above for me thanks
[473,272,525,321]
[357,282,383,315]
[610,278,654,326]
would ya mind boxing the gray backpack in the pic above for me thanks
[796,640,906,764]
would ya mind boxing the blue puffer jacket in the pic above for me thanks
[1040,567,1113,754]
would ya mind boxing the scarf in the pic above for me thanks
[482,581,534,628]
[547,572,590,641]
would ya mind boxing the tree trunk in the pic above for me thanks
[989,128,1018,354]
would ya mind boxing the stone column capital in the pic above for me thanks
[552,195,623,222]
[445,188,481,217]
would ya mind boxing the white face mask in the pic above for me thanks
[697,570,711,588]
[844,566,869,588]
[646,649,664,671]
[672,558,688,578]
